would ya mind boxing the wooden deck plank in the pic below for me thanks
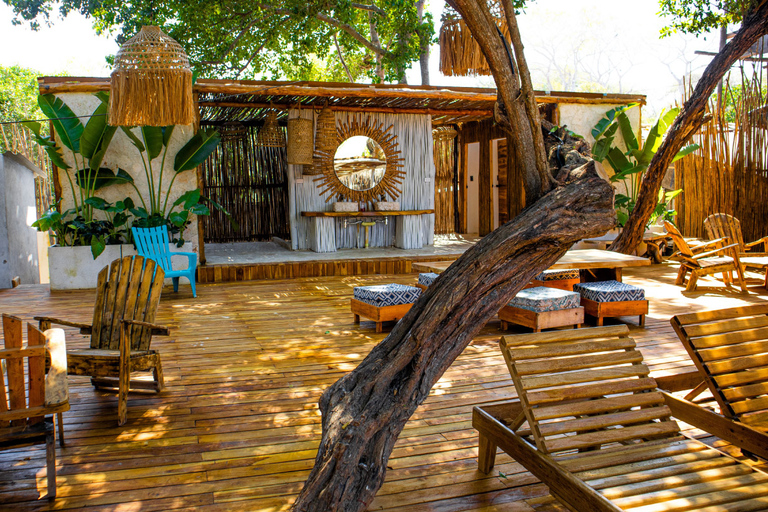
[0,261,766,510]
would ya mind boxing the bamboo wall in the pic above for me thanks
[201,124,290,242]
[433,127,457,234]
[676,74,768,242]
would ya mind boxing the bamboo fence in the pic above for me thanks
[433,126,457,234]
[0,123,53,218]
[201,123,289,242]
[676,70,768,242]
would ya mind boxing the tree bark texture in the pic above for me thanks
[417,0,430,85]
[291,169,615,511]
[451,0,550,204]
[611,0,768,254]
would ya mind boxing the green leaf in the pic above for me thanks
[616,112,638,152]
[76,168,133,191]
[162,125,175,146]
[84,197,109,210]
[672,143,700,162]
[38,94,84,153]
[173,189,202,209]
[169,211,189,227]
[592,137,614,162]
[121,127,146,152]
[141,126,165,160]
[90,235,106,259]
[80,100,117,170]
[606,147,633,173]
[95,91,110,104]
[174,129,221,173]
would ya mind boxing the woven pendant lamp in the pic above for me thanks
[286,109,314,165]
[305,106,336,175]
[256,110,286,147]
[109,25,195,126]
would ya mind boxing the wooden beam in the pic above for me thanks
[198,101,493,118]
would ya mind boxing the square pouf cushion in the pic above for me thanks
[535,269,580,281]
[508,287,581,312]
[500,287,584,333]
[574,281,645,302]
[353,284,421,307]
[573,280,648,327]
[418,273,439,287]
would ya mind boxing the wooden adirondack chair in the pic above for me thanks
[705,213,768,287]
[667,304,768,460]
[0,316,68,499]
[473,326,768,511]
[132,226,197,297]
[664,220,748,292]
[36,256,169,426]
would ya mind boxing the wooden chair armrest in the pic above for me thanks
[690,237,729,253]
[654,371,702,393]
[34,316,92,334]
[745,236,768,249]
[690,243,739,260]
[121,319,170,336]
[44,328,69,407]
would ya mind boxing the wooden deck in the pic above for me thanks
[1,261,767,511]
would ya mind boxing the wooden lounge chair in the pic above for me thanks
[473,325,768,511]
[0,316,69,499]
[705,213,768,287]
[668,304,768,460]
[664,220,747,292]
[36,256,169,426]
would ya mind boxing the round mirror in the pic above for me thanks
[333,136,387,191]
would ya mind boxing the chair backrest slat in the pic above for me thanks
[3,315,25,427]
[500,325,679,455]
[27,323,46,424]
[90,256,165,351]
[705,213,745,252]
[672,305,768,425]
[663,221,695,258]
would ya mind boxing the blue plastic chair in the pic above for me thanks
[132,226,198,297]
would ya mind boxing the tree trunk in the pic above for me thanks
[451,0,550,204]
[611,0,768,254]
[417,0,430,85]
[291,167,615,511]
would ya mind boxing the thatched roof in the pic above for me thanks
[37,77,646,127]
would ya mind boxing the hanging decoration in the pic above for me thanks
[305,106,336,175]
[256,110,286,148]
[439,3,510,77]
[286,107,314,165]
[109,25,195,126]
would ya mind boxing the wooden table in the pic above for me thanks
[412,249,650,282]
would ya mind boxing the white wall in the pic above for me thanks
[53,93,200,254]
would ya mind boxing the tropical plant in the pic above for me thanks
[120,125,223,245]
[592,104,698,227]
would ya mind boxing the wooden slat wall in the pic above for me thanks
[433,127,457,234]
[201,124,289,243]
[677,76,768,241]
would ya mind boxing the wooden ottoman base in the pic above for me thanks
[351,298,413,333]
[415,283,428,291]
[529,277,581,291]
[498,305,584,333]
[580,298,648,327]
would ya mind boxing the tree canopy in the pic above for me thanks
[659,0,758,36]
[4,0,434,83]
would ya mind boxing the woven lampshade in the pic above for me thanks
[109,25,195,126]
[306,106,336,175]
[256,110,286,147]
[286,115,314,165]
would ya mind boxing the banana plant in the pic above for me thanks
[592,105,699,227]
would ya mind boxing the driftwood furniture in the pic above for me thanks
[36,256,169,426]
[133,226,198,297]
[0,316,68,499]
[664,220,748,292]
[704,213,768,287]
[473,325,768,511]
[668,304,768,460]
[412,249,650,282]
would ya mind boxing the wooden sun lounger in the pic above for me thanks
[473,325,768,511]
[668,304,768,460]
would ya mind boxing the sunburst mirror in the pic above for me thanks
[315,115,405,203]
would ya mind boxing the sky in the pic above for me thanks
[0,0,726,118]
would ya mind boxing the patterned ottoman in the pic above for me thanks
[415,272,439,291]
[352,284,421,332]
[498,286,584,333]
[529,268,581,291]
[573,280,648,326]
